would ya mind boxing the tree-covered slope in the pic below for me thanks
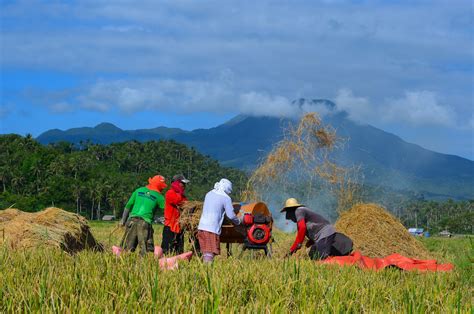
[0,134,246,218]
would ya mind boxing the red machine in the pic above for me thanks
[220,202,273,256]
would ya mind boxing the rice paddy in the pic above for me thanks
[1,221,472,312]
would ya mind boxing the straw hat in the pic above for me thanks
[280,198,303,212]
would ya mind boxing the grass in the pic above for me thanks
[1,222,472,312]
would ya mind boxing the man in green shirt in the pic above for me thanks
[120,175,167,255]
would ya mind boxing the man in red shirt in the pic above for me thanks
[161,174,190,254]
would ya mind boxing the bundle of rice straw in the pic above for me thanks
[178,201,203,231]
[0,208,21,223]
[0,207,103,253]
[335,203,432,259]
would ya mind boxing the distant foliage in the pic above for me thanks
[358,185,473,234]
[0,135,247,219]
[398,199,473,234]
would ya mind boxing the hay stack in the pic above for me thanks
[0,208,22,223]
[335,203,432,259]
[0,207,103,253]
[179,201,203,231]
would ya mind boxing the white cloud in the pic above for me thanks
[1,1,472,144]
[70,78,295,117]
[384,91,456,127]
[76,78,233,114]
[57,77,345,119]
[1,1,472,110]
[332,89,459,128]
[37,76,462,129]
[334,89,373,123]
[239,92,295,117]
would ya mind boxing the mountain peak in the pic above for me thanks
[222,115,249,127]
[94,122,122,132]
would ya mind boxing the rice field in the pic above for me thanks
[1,222,472,313]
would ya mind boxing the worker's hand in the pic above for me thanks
[234,223,246,235]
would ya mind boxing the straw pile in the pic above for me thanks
[243,114,336,193]
[335,203,432,259]
[241,112,359,211]
[0,207,103,253]
[179,201,203,231]
[0,208,21,222]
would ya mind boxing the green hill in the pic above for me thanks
[0,134,246,218]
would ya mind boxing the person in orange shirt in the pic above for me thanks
[161,174,190,254]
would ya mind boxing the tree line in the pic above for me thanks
[398,199,473,234]
[0,134,247,219]
[0,134,471,233]
[361,184,473,234]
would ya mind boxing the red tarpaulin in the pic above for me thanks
[320,251,454,272]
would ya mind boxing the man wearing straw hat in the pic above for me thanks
[281,198,353,260]
[119,175,167,256]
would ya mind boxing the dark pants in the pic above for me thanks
[161,226,184,255]
[309,232,353,260]
[122,218,154,256]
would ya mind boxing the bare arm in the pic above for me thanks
[120,208,130,226]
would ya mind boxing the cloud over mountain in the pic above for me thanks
[1,0,472,157]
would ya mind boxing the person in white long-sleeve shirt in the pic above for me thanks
[197,178,241,263]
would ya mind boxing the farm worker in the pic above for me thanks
[197,178,241,263]
[119,175,167,256]
[161,174,190,254]
[281,198,353,260]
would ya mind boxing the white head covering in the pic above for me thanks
[213,178,233,196]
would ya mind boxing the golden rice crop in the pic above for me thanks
[0,222,471,312]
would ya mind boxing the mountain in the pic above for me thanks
[37,100,474,200]
[38,122,188,145]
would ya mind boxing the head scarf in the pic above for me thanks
[171,180,185,195]
[147,175,167,192]
[213,178,232,196]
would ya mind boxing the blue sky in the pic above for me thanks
[1,0,473,159]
